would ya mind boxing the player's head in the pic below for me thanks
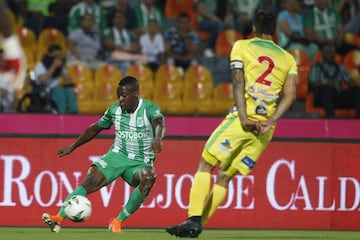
[117,76,140,113]
[321,42,336,63]
[253,10,276,37]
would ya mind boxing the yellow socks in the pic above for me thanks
[188,172,211,217]
[201,184,227,225]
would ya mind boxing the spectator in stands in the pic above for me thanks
[23,0,57,36]
[67,13,104,70]
[34,44,78,114]
[277,0,318,60]
[303,0,354,55]
[134,0,166,36]
[43,2,69,36]
[106,0,138,33]
[68,0,107,34]
[194,0,224,57]
[228,0,260,37]
[0,49,15,113]
[139,19,165,72]
[103,10,147,75]
[308,42,360,118]
[331,0,359,25]
[164,12,200,72]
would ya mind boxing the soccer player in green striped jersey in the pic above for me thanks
[42,76,165,233]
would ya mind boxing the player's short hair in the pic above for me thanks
[254,10,276,36]
[118,76,139,91]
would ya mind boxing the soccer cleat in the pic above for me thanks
[42,213,63,233]
[166,219,202,238]
[108,218,123,233]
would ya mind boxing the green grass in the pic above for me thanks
[1,227,360,240]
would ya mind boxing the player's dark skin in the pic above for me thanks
[57,84,164,196]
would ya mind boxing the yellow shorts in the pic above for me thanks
[202,111,274,177]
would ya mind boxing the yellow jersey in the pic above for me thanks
[230,37,298,121]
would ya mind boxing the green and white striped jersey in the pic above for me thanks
[97,99,163,163]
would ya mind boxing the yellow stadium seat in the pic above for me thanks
[213,82,234,115]
[154,64,184,88]
[184,64,213,87]
[37,28,67,61]
[66,63,93,84]
[74,81,96,114]
[153,81,193,115]
[93,64,122,113]
[183,82,215,115]
[126,64,154,99]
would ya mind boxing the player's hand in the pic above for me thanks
[151,139,162,154]
[241,118,258,133]
[257,119,274,135]
[58,146,74,157]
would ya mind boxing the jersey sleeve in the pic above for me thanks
[147,103,164,122]
[97,107,113,129]
[230,40,244,70]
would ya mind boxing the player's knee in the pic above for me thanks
[138,168,157,195]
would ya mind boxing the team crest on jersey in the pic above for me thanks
[137,117,144,127]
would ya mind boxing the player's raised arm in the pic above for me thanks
[58,122,103,157]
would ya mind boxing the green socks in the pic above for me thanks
[117,187,147,221]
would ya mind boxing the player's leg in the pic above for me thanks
[201,127,275,225]
[109,165,156,233]
[166,158,215,237]
[42,166,108,232]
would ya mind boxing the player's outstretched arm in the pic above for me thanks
[58,122,103,157]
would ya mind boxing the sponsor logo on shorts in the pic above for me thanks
[219,139,232,154]
[241,156,255,169]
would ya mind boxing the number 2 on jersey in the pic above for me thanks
[256,56,274,86]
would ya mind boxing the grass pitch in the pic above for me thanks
[1,227,360,240]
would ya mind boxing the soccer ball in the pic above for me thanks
[64,195,92,222]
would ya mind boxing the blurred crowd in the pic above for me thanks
[1,0,360,118]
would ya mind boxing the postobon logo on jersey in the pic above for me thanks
[120,131,150,139]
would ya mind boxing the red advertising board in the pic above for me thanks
[1,137,360,230]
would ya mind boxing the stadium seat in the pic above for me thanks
[36,28,67,61]
[343,50,360,86]
[74,81,96,114]
[215,29,243,57]
[313,50,343,64]
[287,49,311,100]
[305,92,356,118]
[184,64,213,88]
[183,82,215,115]
[126,64,154,99]
[165,0,195,19]
[344,32,360,49]
[212,82,234,115]
[93,64,122,113]
[66,63,93,84]
[153,81,193,115]
[154,64,184,88]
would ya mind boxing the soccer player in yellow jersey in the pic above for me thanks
[166,10,298,238]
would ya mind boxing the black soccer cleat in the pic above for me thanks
[166,219,202,238]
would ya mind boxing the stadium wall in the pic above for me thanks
[0,114,360,230]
